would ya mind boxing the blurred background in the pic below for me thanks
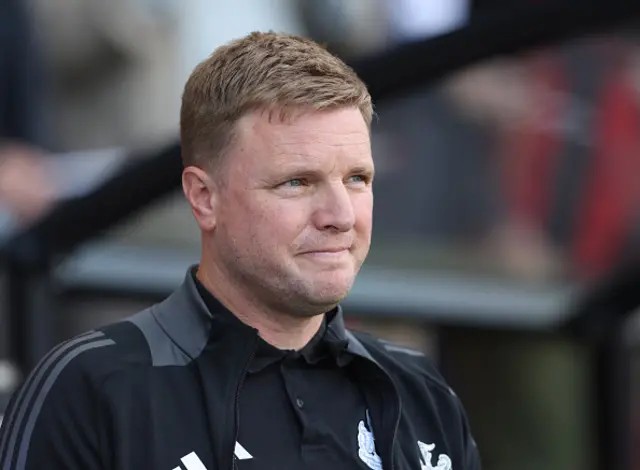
[1,1,640,469]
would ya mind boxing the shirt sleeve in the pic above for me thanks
[0,335,113,470]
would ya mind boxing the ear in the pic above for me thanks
[182,166,218,232]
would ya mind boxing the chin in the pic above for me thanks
[307,276,355,305]
[285,264,358,308]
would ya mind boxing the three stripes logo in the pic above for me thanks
[234,442,253,460]
[173,444,252,470]
[0,330,115,470]
[172,452,208,470]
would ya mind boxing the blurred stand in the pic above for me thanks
[0,0,54,227]
[0,145,55,227]
[0,147,130,383]
[297,0,390,57]
[384,0,470,43]
[29,0,183,152]
[0,360,20,426]
[0,0,54,421]
[0,147,129,238]
[297,0,471,57]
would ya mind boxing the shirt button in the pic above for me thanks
[296,397,304,409]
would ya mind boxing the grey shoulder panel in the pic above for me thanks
[378,339,426,357]
[127,307,193,367]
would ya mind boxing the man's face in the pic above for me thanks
[211,107,374,316]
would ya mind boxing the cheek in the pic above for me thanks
[251,200,310,246]
[354,194,374,233]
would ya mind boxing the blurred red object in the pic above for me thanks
[500,43,640,281]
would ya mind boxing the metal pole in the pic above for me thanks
[6,258,56,378]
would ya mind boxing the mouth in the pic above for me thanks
[298,247,352,263]
[300,247,351,255]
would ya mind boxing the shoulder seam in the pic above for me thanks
[126,305,196,367]
[0,331,115,470]
[362,335,456,397]
[378,339,426,357]
[423,372,459,399]
[349,331,456,398]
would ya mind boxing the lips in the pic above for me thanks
[300,247,350,254]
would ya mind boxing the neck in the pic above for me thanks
[196,260,324,351]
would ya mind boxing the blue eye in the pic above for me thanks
[284,179,304,187]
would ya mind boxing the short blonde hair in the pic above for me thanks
[180,31,373,169]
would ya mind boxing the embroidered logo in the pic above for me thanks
[418,441,452,470]
[357,411,383,470]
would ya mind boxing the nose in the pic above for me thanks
[313,182,356,232]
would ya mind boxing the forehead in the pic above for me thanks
[233,108,372,167]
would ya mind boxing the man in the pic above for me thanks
[0,32,481,470]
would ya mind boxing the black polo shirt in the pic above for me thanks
[3,266,481,469]
[194,277,378,470]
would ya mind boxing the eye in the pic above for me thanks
[281,178,305,187]
[347,175,369,185]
